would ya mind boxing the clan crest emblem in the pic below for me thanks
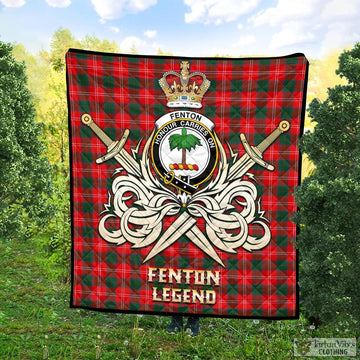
[151,111,218,195]
[80,61,290,268]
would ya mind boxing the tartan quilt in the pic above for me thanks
[66,49,308,318]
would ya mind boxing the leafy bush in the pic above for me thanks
[0,41,53,240]
[37,170,71,282]
[294,43,360,329]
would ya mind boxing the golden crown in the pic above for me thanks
[159,61,210,109]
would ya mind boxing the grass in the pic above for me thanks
[0,238,359,359]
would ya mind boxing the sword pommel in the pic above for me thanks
[81,113,93,126]
[278,120,290,133]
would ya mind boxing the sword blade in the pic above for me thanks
[143,213,196,263]
[228,153,254,181]
[186,226,225,267]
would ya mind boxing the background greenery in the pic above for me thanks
[0,29,359,358]
[294,43,360,330]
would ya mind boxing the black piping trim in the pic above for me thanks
[67,47,306,61]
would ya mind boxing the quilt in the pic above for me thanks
[66,49,308,318]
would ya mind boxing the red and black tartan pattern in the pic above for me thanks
[66,49,308,318]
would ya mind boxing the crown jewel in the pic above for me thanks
[159,61,210,108]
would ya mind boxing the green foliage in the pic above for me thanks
[37,170,71,281]
[49,27,77,71]
[0,41,53,240]
[169,127,202,164]
[157,48,174,56]
[10,28,123,280]
[49,27,120,71]
[130,43,139,55]
[12,43,51,107]
[169,127,202,151]
[294,42,360,329]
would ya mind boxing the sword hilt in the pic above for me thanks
[95,130,130,165]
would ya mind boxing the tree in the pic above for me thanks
[130,43,139,55]
[169,127,202,164]
[293,43,360,329]
[0,41,53,239]
[157,48,173,56]
[49,27,79,71]
[79,34,120,53]
[12,28,123,279]
[308,50,349,103]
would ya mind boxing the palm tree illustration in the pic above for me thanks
[169,127,202,164]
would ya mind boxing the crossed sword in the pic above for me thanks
[81,113,290,267]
